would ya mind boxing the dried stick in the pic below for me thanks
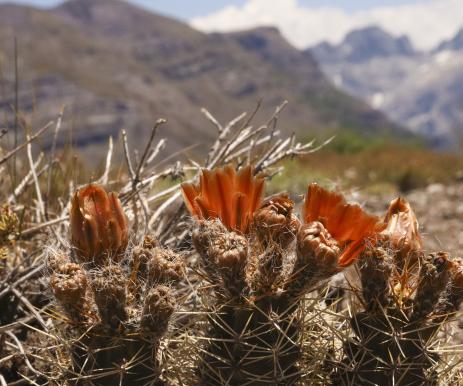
[121,129,136,182]
[96,136,113,185]
[0,121,53,166]
[7,153,44,204]
[45,108,63,219]
[134,118,167,186]
[26,141,45,222]
[10,287,48,332]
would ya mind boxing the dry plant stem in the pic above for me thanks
[95,136,113,185]
[204,108,246,167]
[134,119,167,186]
[10,287,48,332]
[121,120,166,234]
[0,121,52,166]
[26,141,44,222]
[121,129,144,231]
[8,153,43,204]
[45,108,63,219]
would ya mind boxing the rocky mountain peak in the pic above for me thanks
[343,26,415,61]
[312,25,415,64]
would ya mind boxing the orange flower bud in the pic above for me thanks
[302,183,384,267]
[70,184,128,264]
[382,197,422,260]
[181,165,264,233]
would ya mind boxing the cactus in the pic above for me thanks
[49,185,184,385]
[0,204,18,263]
[333,197,463,386]
[182,167,382,385]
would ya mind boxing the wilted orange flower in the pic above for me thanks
[382,197,422,258]
[181,165,264,233]
[302,183,384,267]
[70,184,128,264]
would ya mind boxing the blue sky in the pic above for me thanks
[0,0,425,19]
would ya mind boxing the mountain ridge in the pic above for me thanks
[310,25,463,148]
[0,0,406,159]
[312,26,416,64]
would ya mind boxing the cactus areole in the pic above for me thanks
[70,184,128,264]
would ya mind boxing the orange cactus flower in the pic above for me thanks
[181,165,264,233]
[302,183,384,267]
[70,184,128,264]
[382,197,422,259]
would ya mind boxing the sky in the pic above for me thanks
[1,0,462,50]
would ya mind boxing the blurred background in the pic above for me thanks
[1,0,463,195]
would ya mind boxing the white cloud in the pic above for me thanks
[190,0,463,50]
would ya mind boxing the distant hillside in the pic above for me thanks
[0,0,405,157]
[311,25,463,148]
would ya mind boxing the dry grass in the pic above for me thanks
[271,144,463,195]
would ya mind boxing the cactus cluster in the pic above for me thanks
[181,166,383,385]
[48,185,184,385]
[46,166,463,385]
[0,204,18,262]
[333,198,463,385]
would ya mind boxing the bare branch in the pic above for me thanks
[26,141,45,222]
[96,136,113,185]
[134,118,167,185]
[0,121,53,166]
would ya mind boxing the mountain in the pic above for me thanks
[310,25,463,148]
[0,0,403,159]
[383,50,463,145]
[435,27,463,52]
[312,26,415,64]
